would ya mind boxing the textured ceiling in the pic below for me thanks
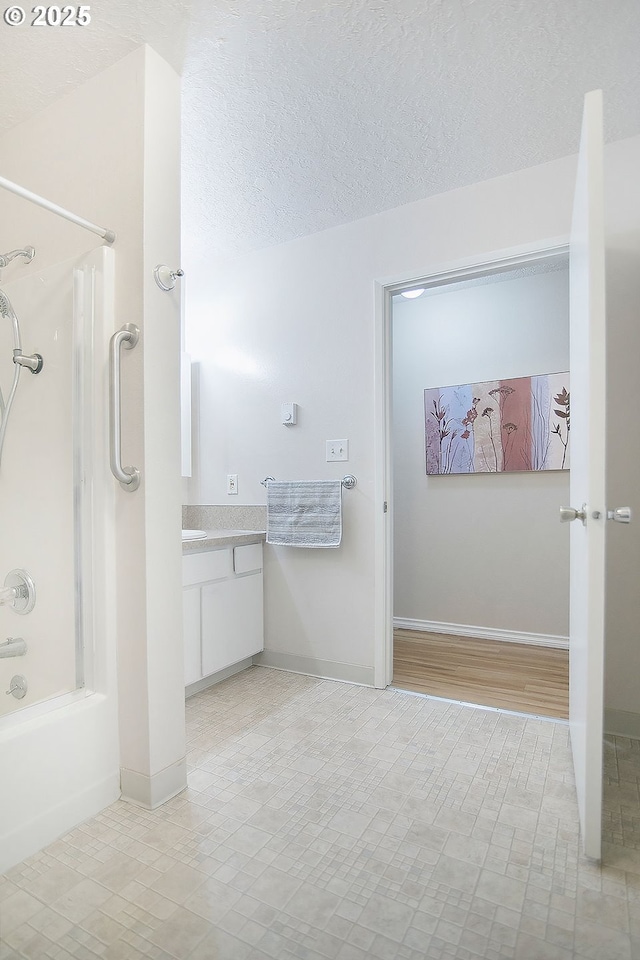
[1,0,639,259]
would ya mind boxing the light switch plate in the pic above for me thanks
[326,440,348,462]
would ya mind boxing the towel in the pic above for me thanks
[266,480,343,547]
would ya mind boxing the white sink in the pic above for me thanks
[182,529,208,541]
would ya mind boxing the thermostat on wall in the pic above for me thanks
[281,402,298,425]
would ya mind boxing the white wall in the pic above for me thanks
[0,44,185,866]
[392,268,570,639]
[185,134,640,723]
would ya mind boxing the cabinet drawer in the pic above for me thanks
[233,542,263,574]
[182,548,231,586]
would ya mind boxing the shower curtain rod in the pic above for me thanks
[0,175,116,244]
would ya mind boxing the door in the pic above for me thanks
[567,89,606,860]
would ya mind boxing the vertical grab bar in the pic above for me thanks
[109,323,141,491]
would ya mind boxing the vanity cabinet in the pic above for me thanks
[182,541,263,687]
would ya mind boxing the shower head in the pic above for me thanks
[0,288,22,351]
[0,290,17,321]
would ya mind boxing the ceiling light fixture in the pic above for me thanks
[400,288,425,299]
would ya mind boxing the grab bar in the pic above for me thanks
[109,323,140,491]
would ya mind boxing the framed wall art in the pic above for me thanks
[424,374,570,475]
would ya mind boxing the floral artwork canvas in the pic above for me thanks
[424,374,570,474]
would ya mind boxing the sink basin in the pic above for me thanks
[182,529,208,541]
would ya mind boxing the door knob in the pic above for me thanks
[560,505,587,523]
[607,507,632,523]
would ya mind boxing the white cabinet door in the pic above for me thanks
[183,584,202,686]
[201,574,264,676]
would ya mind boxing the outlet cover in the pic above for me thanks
[326,440,349,462]
[227,474,238,495]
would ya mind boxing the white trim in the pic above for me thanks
[604,709,640,740]
[120,757,187,809]
[376,237,569,291]
[255,651,374,686]
[185,657,254,698]
[394,617,569,649]
[373,279,392,688]
[373,236,571,690]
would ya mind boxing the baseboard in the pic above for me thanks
[254,650,374,686]
[393,617,569,649]
[0,772,121,874]
[185,658,254,699]
[120,757,187,810]
[605,709,640,739]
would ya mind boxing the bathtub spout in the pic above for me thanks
[0,637,27,658]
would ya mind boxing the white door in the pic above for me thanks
[567,89,606,860]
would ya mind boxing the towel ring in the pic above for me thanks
[261,475,357,489]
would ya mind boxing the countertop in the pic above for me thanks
[182,529,266,554]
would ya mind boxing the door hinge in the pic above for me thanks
[383,501,388,513]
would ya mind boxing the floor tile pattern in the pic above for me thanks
[2,667,640,958]
[604,735,640,865]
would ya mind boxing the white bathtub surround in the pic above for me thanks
[0,248,119,875]
[2,668,640,959]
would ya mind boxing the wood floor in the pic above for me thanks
[393,629,569,719]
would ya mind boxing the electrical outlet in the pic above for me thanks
[227,474,238,495]
[326,440,349,462]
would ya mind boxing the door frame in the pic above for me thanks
[373,237,570,689]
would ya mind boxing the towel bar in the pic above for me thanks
[261,475,356,489]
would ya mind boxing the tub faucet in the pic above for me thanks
[0,638,27,658]
[0,585,23,606]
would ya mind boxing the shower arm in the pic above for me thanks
[0,247,35,269]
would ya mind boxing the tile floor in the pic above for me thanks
[604,735,640,864]
[2,666,640,959]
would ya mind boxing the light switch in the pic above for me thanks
[282,402,298,425]
[326,440,349,462]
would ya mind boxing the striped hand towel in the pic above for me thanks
[266,480,343,547]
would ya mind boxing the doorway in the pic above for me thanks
[377,245,572,719]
